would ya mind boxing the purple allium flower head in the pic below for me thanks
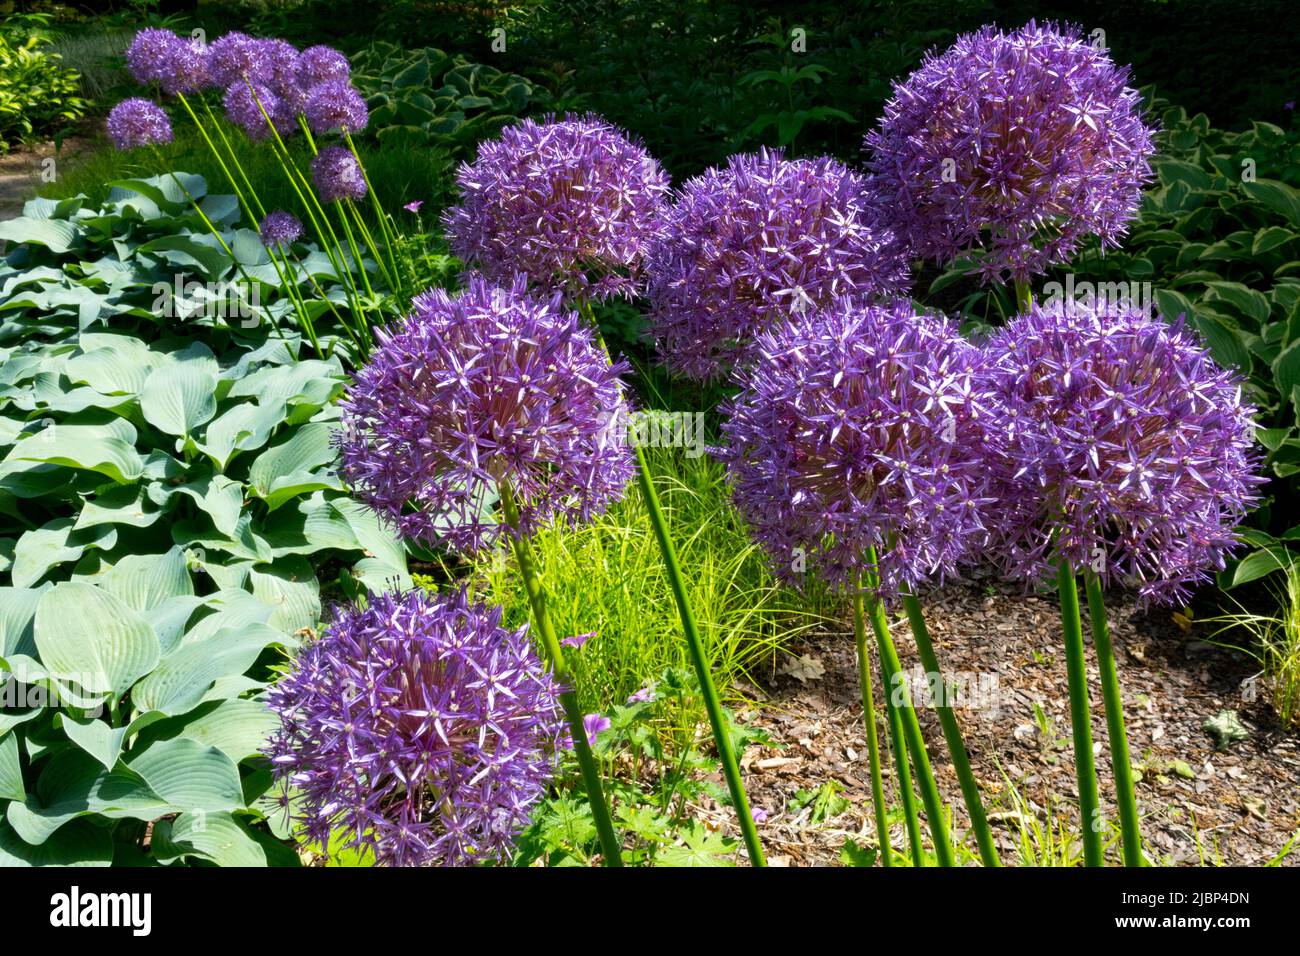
[304,80,369,134]
[720,296,996,596]
[647,148,911,383]
[125,28,180,86]
[157,37,210,96]
[583,714,612,746]
[979,301,1263,605]
[259,210,303,247]
[443,114,671,302]
[337,275,636,554]
[265,588,565,867]
[310,145,368,202]
[106,98,173,150]
[863,21,1156,285]
[298,45,351,86]
[206,31,268,88]
[254,38,307,112]
[223,81,295,141]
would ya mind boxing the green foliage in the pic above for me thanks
[0,174,411,866]
[514,666,758,867]
[351,41,548,158]
[0,15,88,152]
[471,446,828,717]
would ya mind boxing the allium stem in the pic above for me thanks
[882,665,924,866]
[582,301,765,866]
[901,588,1001,866]
[1056,560,1104,866]
[1013,279,1033,313]
[498,479,624,867]
[851,579,893,866]
[863,547,955,866]
[1084,570,1144,866]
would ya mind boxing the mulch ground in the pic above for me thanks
[693,574,1300,866]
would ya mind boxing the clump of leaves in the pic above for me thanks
[0,14,88,151]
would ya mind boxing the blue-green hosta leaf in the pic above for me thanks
[182,589,274,645]
[195,401,285,470]
[7,750,168,845]
[0,586,43,658]
[125,738,244,813]
[0,819,112,866]
[248,421,342,510]
[73,483,158,531]
[172,510,272,563]
[0,732,23,801]
[227,359,345,413]
[11,520,116,589]
[1274,339,1300,399]
[132,623,281,717]
[0,217,78,254]
[249,557,320,636]
[56,715,128,771]
[99,546,194,612]
[134,698,276,764]
[154,473,243,537]
[3,419,144,484]
[351,557,413,594]
[152,811,275,867]
[136,234,232,280]
[107,173,207,213]
[141,363,219,439]
[147,595,206,654]
[65,333,162,396]
[34,582,160,697]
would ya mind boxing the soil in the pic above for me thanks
[0,138,91,220]
[694,576,1300,866]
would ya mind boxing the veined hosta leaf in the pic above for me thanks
[0,732,24,801]
[141,364,219,439]
[0,819,113,866]
[249,557,321,636]
[196,401,285,470]
[158,473,244,537]
[34,582,160,697]
[99,546,194,612]
[0,217,78,254]
[182,588,274,645]
[11,520,116,589]
[0,585,43,658]
[152,811,273,867]
[65,333,161,396]
[132,623,280,717]
[125,738,244,813]
[73,483,158,531]
[3,420,144,484]
[56,715,128,771]
[7,750,168,845]
[248,421,341,510]
[147,595,206,654]
[134,698,276,764]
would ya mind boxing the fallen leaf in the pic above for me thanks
[779,653,826,684]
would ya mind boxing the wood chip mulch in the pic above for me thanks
[692,576,1300,866]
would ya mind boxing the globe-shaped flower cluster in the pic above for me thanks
[265,588,565,867]
[337,275,637,554]
[311,145,368,202]
[979,301,1264,604]
[106,98,173,150]
[721,296,997,595]
[863,21,1155,284]
[443,115,671,302]
[647,149,911,383]
[259,210,303,248]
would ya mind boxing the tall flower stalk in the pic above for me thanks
[444,116,767,865]
[337,277,636,865]
[981,301,1264,865]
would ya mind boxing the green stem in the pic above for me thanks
[852,582,893,867]
[902,588,1000,867]
[579,298,764,866]
[882,656,924,866]
[498,480,623,867]
[1013,278,1033,313]
[863,546,954,867]
[1084,570,1144,867]
[1056,560,1104,867]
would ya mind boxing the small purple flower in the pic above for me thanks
[647,148,911,382]
[337,275,636,555]
[443,114,671,302]
[223,81,295,141]
[106,98,173,150]
[125,28,180,86]
[265,588,565,867]
[298,45,351,86]
[1286,100,1296,111]
[206,32,267,88]
[310,145,368,202]
[304,80,369,134]
[721,296,997,596]
[583,713,612,746]
[751,807,769,824]
[863,21,1156,284]
[404,200,425,214]
[626,684,655,705]
[560,632,594,650]
[259,211,303,247]
[980,301,1265,604]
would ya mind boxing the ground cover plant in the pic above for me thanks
[0,3,1296,873]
